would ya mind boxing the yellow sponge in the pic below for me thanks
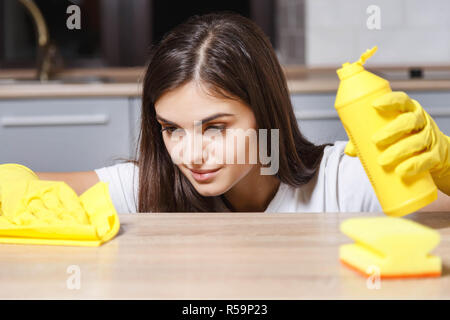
[339,217,441,279]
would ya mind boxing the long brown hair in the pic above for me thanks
[133,12,331,212]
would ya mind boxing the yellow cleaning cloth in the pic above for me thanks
[0,164,120,247]
[339,217,441,279]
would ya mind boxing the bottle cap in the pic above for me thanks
[337,46,378,80]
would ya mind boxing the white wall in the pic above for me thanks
[306,0,450,66]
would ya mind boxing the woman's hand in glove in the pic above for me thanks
[345,91,450,195]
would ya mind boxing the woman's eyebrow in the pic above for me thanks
[156,115,178,126]
[200,113,234,124]
[156,113,234,126]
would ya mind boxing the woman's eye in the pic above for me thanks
[204,125,225,133]
[161,126,178,134]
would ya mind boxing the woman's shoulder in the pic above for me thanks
[327,141,382,212]
[320,140,365,176]
[273,140,382,212]
[95,161,139,177]
[322,140,347,161]
[94,161,139,213]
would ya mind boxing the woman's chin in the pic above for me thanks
[193,183,228,197]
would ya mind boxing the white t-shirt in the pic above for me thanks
[94,140,382,213]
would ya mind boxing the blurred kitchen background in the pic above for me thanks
[1,0,450,171]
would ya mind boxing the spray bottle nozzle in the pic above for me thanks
[336,46,378,80]
[357,46,378,66]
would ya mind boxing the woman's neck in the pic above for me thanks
[224,166,281,212]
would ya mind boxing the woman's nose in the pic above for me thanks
[183,131,204,165]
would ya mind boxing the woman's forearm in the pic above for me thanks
[418,189,450,212]
[35,171,99,196]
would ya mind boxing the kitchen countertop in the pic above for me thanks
[1,66,450,99]
[0,211,449,299]
[2,79,450,99]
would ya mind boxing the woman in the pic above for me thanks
[38,12,450,213]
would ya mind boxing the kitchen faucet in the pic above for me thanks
[18,0,61,81]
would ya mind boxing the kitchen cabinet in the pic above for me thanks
[1,90,449,173]
[0,98,133,172]
[292,93,346,144]
[292,91,450,145]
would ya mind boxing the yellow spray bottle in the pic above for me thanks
[334,46,437,217]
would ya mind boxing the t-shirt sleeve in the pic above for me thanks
[335,142,383,212]
[94,162,139,214]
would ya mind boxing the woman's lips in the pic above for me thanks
[188,167,221,182]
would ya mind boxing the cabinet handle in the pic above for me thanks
[1,114,109,127]
[295,110,337,120]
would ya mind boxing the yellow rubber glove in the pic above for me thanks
[345,92,450,195]
[0,164,120,246]
[0,163,38,215]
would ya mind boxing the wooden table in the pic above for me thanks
[0,211,449,299]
